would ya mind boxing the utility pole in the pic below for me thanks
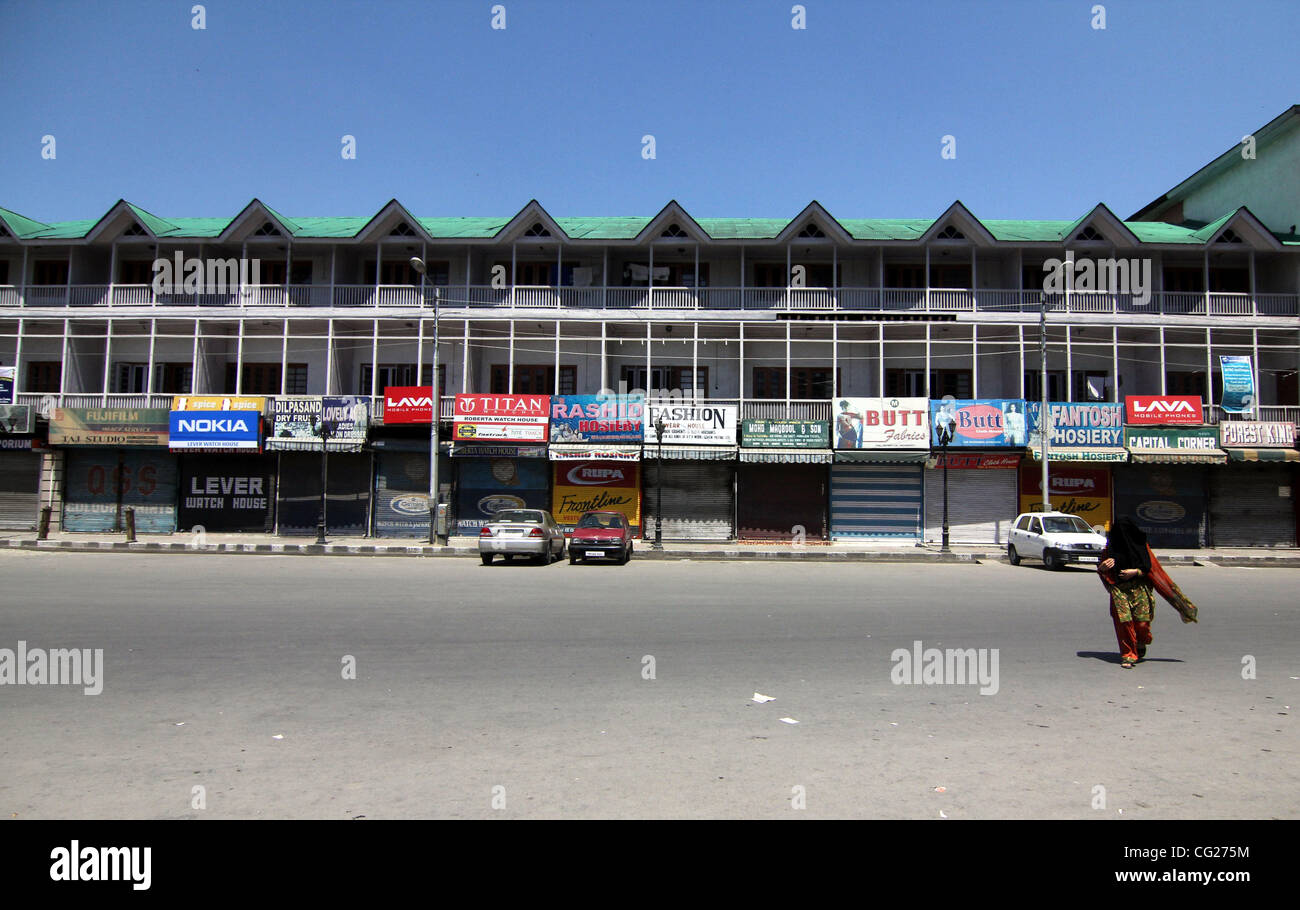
[1039,296,1051,510]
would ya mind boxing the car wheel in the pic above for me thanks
[569,553,579,565]
[481,554,493,566]
[1007,544,1020,566]
[1043,549,1063,571]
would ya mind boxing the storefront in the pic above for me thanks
[1211,421,1298,546]
[52,408,177,533]
[924,399,1026,545]
[645,401,738,539]
[371,440,451,538]
[262,396,371,536]
[1114,426,1224,547]
[452,393,552,535]
[1023,402,1125,528]
[553,457,642,534]
[0,405,41,530]
[170,397,274,533]
[829,398,929,540]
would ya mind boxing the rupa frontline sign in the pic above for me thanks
[1125,395,1203,426]
[453,394,550,442]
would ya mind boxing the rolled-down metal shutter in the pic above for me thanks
[277,452,372,536]
[831,463,921,539]
[374,451,433,538]
[737,463,826,540]
[1113,464,1209,548]
[923,467,1018,544]
[1210,464,1295,547]
[0,451,41,529]
[63,450,177,533]
[642,461,734,539]
[177,454,276,533]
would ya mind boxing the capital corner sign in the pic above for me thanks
[1125,395,1202,426]
[453,394,550,442]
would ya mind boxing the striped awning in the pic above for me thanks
[549,444,642,461]
[652,445,737,461]
[1128,448,1227,465]
[265,438,366,453]
[1225,447,1300,462]
[1028,447,1128,463]
[739,448,833,464]
[833,449,930,464]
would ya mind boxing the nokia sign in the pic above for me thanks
[168,410,262,450]
[1125,395,1203,426]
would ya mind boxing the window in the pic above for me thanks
[523,222,551,238]
[122,222,148,237]
[155,363,193,394]
[367,259,443,285]
[621,366,708,396]
[33,261,68,286]
[225,363,307,395]
[1016,516,1032,532]
[887,369,971,399]
[1208,268,1249,293]
[1029,518,1042,535]
[114,363,148,394]
[119,261,154,285]
[1074,225,1104,242]
[361,363,444,396]
[796,223,827,238]
[885,264,925,289]
[0,260,9,285]
[1216,228,1243,244]
[1024,370,1067,402]
[491,365,576,395]
[1162,267,1204,293]
[256,261,313,285]
[660,223,689,238]
[929,263,971,288]
[935,225,965,240]
[623,262,708,287]
[26,361,61,392]
[1072,371,1110,402]
[754,263,838,288]
[252,221,281,237]
[752,367,839,399]
[496,261,579,286]
[389,223,418,237]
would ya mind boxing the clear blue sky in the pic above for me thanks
[1,0,1294,223]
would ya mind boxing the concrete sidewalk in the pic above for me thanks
[2,530,1299,565]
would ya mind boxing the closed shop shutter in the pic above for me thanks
[0,451,41,529]
[831,463,921,539]
[375,451,435,538]
[177,454,276,533]
[457,457,551,535]
[642,461,733,539]
[63,450,177,533]
[737,463,825,540]
[923,467,1018,544]
[1210,464,1296,547]
[1113,464,1209,548]
[277,453,373,536]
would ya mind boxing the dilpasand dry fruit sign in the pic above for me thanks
[454,394,550,442]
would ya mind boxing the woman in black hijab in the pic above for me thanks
[1098,518,1156,668]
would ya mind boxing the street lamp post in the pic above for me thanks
[939,429,951,552]
[652,414,665,550]
[315,415,333,545]
[410,257,441,546]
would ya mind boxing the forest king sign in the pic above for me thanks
[1125,395,1202,426]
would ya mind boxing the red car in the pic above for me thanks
[569,511,633,565]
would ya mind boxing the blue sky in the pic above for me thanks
[0,0,1294,223]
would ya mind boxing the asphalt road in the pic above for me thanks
[0,551,1295,819]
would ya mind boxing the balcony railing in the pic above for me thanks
[2,284,1298,317]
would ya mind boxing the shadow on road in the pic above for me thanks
[1076,650,1185,665]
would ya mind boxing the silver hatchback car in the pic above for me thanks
[478,509,567,565]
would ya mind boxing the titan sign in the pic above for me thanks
[1125,395,1203,426]
[454,394,550,442]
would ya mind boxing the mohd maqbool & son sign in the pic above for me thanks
[453,394,550,442]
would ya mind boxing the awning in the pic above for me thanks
[369,439,454,453]
[549,444,642,461]
[1128,449,1227,465]
[1028,447,1128,463]
[1225,448,1300,462]
[265,438,366,453]
[739,448,833,464]
[833,450,931,464]
[451,443,549,458]
[649,445,737,461]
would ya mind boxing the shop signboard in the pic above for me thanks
[49,408,171,447]
[644,402,738,445]
[0,366,14,403]
[454,394,549,442]
[551,460,641,531]
[549,394,644,443]
[930,399,1028,447]
[267,396,369,450]
[1125,395,1203,426]
[1018,464,1113,527]
[1219,421,1296,448]
[382,386,434,424]
[0,404,34,435]
[740,419,830,448]
[1218,356,1255,414]
[168,411,261,450]
[171,395,267,412]
[832,398,929,449]
[1026,402,1125,458]
[932,452,1022,469]
[1125,426,1221,454]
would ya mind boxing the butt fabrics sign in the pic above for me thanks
[930,399,1028,447]
[383,386,434,424]
[169,411,261,450]
[1125,395,1202,426]
[454,394,550,442]
[551,460,641,531]
[644,402,737,445]
[550,394,644,443]
[833,398,929,449]
[1018,464,1112,527]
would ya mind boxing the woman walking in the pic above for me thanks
[1098,518,1199,668]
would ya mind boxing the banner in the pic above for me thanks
[267,396,369,451]
[741,419,830,448]
[454,394,549,442]
[930,399,1027,447]
[171,395,266,412]
[1125,426,1222,454]
[1218,356,1255,414]
[1125,395,1203,426]
[0,366,14,403]
[168,411,261,450]
[1018,463,1112,527]
[551,460,641,531]
[49,408,171,447]
[932,452,1022,469]
[550,394,644,443]
[833,398,929,449]
[0,404,33,435]
[383,386,434,424]
[1219,421,1296,448]
[1026,402,1124,449]
[644,402,738,445]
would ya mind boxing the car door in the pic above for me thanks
[1025,517,1045,558]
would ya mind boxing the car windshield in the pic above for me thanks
[1043,516,1093,534]
[577,514,619,530]
[493,510,543,524]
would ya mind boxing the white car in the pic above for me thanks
[478,509,567,565]
[1007,511,1108,570]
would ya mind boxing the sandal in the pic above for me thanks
[1120,660,1134,669]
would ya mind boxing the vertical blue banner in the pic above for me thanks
[1219,356,1255,414]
